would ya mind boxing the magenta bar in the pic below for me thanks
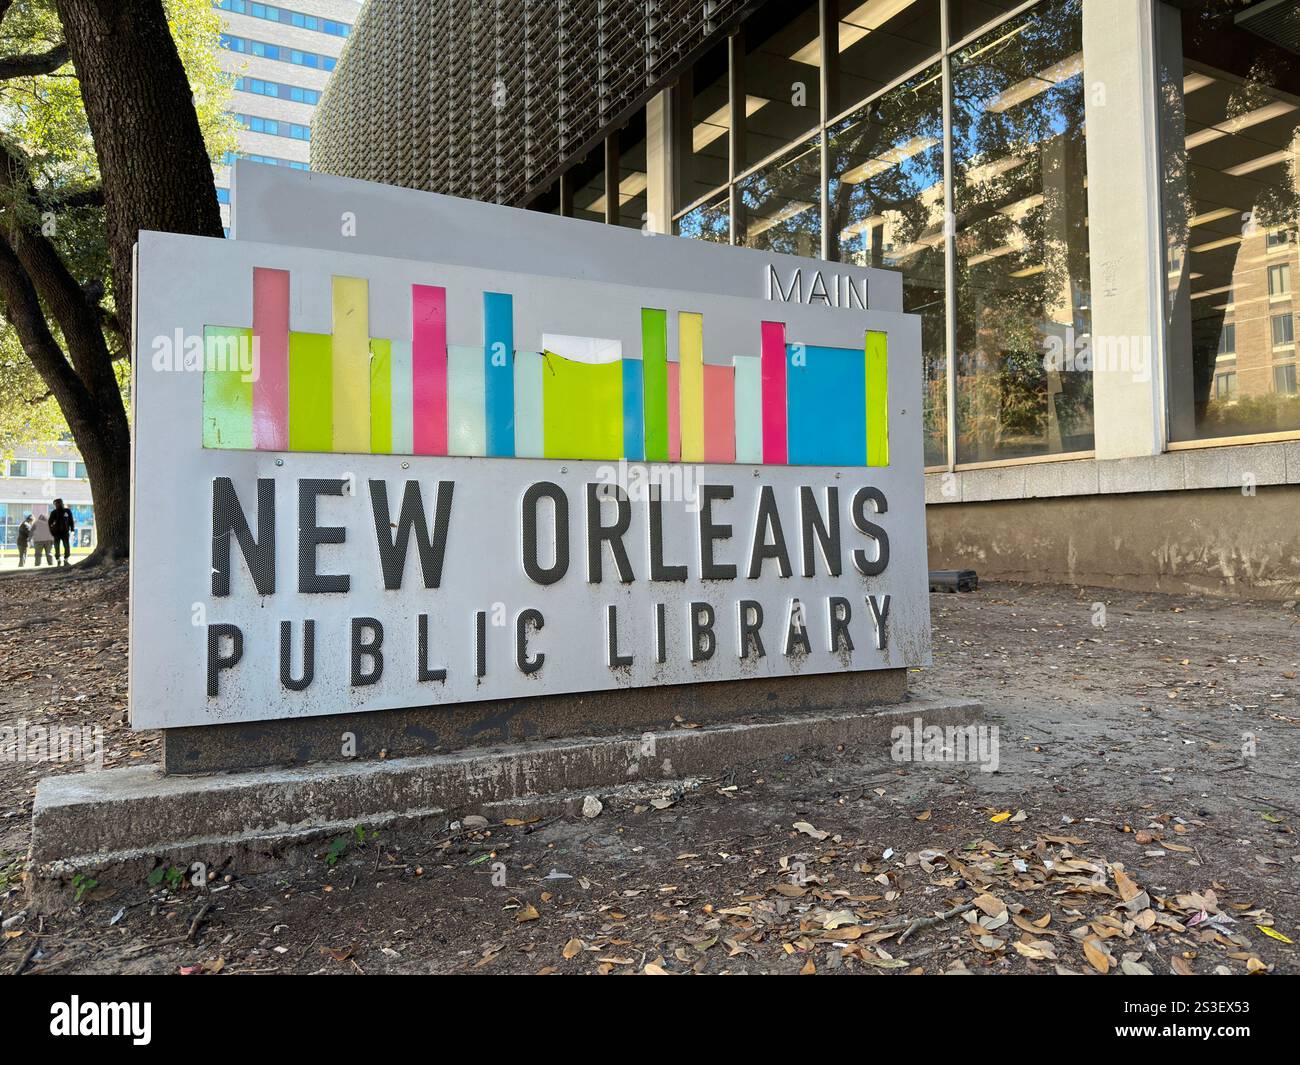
[412,284,448,454]
[760,320,788,464]
[251,267,290,450]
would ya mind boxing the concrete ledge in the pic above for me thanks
[927,440,1300,505]
[30,696,981,891]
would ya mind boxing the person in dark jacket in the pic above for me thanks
[47,498,75,566]
[15,514,33,567]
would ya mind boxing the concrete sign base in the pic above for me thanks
[30,696,981,901]
[162,666,909,774]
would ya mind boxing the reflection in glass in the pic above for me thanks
[736,135,821,256]
[837,0,941,116]
[829,63,947,465]
[615,112,649,230]
[675,41,732,211]
[572,143,606,224]
[743,1,821,168]
[950,0,1023,44]
[675,191,731,244]
[1160,1,1300,441]
[951,0,1094,463]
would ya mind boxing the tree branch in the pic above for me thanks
[39,184,103,210]
[0,137,117,397]
[0,42,70,81]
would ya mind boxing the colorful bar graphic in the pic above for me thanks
[760,320,788,465]
[622,358,645,462]
[412,284,447,455]
[448,345,486,456]
[288,331,332,452]
[332,276,370,453]
[667,362,681,463]
[370,338,392,454]
[678,311,705,462]
[866,330,889,467]
[703,364,736,464]
[202,327,253,449]
[787,344,866,466]
[542,349,623,460]
[203,267,892,469]
[389,339,413,455]
[514,350,545,458]
[484,291,515,457]
[733,356,762,464]
[251,267,289,450]
[641,308,668,462]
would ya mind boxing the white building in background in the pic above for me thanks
[0,443,96,550]
[213,0,361,235]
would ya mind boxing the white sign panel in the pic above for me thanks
[130,228,929,730]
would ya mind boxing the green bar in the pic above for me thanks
[641,308,668,462]
[289,331,333,452]
[370,338,392,454]
[865,330,889,467]
[202,326,253,449]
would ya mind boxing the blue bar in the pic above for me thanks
[484,291,515,457]
[786,344,866,466]
[622,358,644,461]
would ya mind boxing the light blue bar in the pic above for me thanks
[622,359,644,461]
[389,338,413,455]
[448,344,486,456]
[514,350,545,458]
[484,291,515,457]
[733,355,762,464]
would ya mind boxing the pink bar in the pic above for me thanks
[412,284,448,455]
[667,362,681,462]
[760,321,787,464]
[703,364,736,464]
[252,267,290,450]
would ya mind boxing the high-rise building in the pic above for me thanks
[213,0,361,234]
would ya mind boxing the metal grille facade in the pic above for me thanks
[310,0,752,206]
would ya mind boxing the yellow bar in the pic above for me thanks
[332,276,371,453]
[678,311,705,462]
[866,329,889,467]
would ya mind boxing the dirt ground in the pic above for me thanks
[1,565,1297,975]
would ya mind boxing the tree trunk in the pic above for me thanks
[5,0,224,563]
[54,0,224,335]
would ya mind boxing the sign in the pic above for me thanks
[130,220,929,731]
[228,161,903,311]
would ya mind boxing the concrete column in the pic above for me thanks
[645,89,673,235]
[1082,0,1167,459]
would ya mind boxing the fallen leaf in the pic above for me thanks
[1083,937,1111,974]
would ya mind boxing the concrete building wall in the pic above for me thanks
[928,484,1300,601]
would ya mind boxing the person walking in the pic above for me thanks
[30,512,53,567]
[15,514,33,567]
[48,498,75,567]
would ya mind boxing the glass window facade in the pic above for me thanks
[952,0,1092,463]
[741,1,822,170]
[735,134,822,256]
[829,62,947,465]
[1159,0,1300,441]
[670,0,1093,468]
